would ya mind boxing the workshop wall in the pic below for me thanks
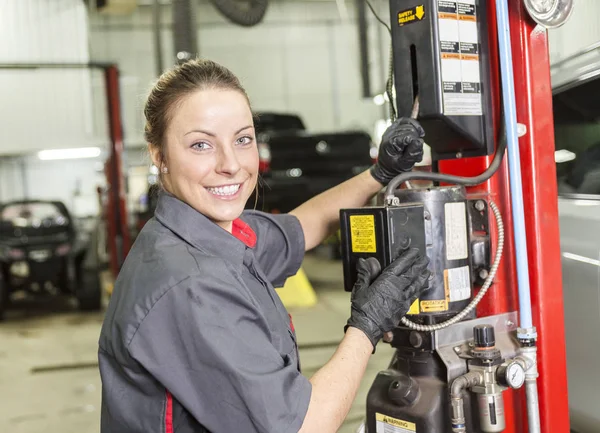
[89,0,392,147]
[0,0,102,156]
[0,156,106,218]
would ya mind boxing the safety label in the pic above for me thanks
[376,413,416,433]
[445,265,471,302]
[408,299,420,315]
[445,202,468,261]
[397,5,425,26]
[421,299,448,313]
[349,215,377,253]
[437,0,483,115]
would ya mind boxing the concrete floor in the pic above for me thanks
[0,251,394,433]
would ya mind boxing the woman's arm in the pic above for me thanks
[298,249,431,433]
[290,170,382,251]
[299,328,373,432]
[290,118,425,251]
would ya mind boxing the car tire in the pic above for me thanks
[0,277,8,321]
[76,270,102,312]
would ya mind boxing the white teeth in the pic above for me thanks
[207,184,240,196]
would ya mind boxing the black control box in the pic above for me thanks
[340,204,426,292]
[389,0,495,159]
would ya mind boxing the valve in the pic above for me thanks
[450,324,527,433]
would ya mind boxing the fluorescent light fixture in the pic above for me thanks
[555,149,576,163]
[562,252,600,267]
[38,147,102,161]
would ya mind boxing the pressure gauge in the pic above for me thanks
[524,0,574,29]
[497,361,526,389]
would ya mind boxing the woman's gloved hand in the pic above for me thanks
[346,248,430,350]
[370,118,425,185]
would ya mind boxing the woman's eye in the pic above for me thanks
[236,136,253,146]
[191,141,211,151]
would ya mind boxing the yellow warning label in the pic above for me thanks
[375,413,416,432]
[397,5,425,26]
[349,215,377,253]
[408,298,419,315]
[420,299,448,313]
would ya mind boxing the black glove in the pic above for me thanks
[346,248,430,350]
[370,117,425,185]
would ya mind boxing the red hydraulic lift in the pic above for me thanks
[439,1,570,431]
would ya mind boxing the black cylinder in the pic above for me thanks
[389,186,473,322]
[474,324,495,348]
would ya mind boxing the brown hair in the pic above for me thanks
[144,58,251,167]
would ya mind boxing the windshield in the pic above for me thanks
[0,203,69,229]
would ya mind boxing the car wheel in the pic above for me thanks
[58,259,74,294]
[0,277,8,321]
[76,269,102,312]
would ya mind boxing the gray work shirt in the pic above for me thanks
[98,192,312,433]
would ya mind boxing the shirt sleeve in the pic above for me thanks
[242,211,306,287]
[127,263,312,433]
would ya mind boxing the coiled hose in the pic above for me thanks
[400,200,504,331]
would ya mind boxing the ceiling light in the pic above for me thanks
[37,147,102,161]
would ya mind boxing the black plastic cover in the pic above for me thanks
[389,0,494,159]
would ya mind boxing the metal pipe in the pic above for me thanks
[525,379,542,433]
[173,0,198,64]
[495,0,535,335]
[152,0,164,76]
[450,372,483,433]
[356,0,371,98]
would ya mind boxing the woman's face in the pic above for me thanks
[152,88,258,232]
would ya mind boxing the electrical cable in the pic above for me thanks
[384,122,507,202]
[364,0,397,121]
[365,0,391,34]
[400,199,504,332]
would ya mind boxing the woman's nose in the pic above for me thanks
[216,145,241,175]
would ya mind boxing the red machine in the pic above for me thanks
[340,0,571,431]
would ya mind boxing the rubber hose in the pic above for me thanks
[208,0,268,27]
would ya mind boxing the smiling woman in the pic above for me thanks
[144,60,258,232]
[98,58,431,433]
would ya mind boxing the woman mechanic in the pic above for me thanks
[98,59,431,433]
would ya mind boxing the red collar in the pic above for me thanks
[232,218,257,248]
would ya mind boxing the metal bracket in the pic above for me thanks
[467,198,491,286]
[435,312,520,383]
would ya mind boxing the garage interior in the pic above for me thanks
[1,0,599,432]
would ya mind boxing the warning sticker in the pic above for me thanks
[445,266,471,302]
[349,215,377,253]
[397,5,425,26]
[437,0,483,115]
[445,202,468,261]
[376,413,416,433]
[421,299,448,313]
[408,299,420,315]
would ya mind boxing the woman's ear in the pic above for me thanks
[148,144,163,169]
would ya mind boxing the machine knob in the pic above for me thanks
[473,325,496,348]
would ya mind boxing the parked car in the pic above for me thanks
[551,46,600,433]
[0,200,102,319]
[251,112,376,213]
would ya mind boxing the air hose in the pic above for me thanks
[208,0,268,27]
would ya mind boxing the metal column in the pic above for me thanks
[439,0,570,431]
